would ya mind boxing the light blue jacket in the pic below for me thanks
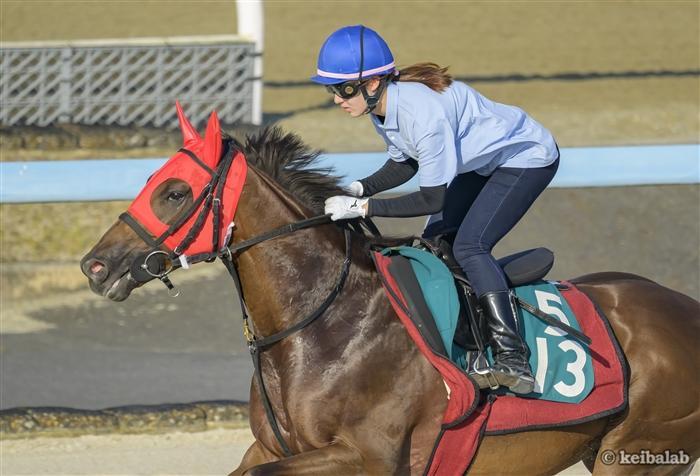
[370,81,558,187]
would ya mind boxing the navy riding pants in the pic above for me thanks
[423,158,559,297]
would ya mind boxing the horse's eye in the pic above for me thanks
[167,191,185,202]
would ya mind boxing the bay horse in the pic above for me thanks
[81,109,699,475]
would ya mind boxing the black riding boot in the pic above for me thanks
[479,291,535,394]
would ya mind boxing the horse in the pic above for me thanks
[81,108,699,475]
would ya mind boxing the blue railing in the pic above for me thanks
[1,144,698,203]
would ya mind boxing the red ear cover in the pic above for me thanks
[202,110,222,169]
[175,100,202,148]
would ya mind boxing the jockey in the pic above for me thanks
[314,25,559,394]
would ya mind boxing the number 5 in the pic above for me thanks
[535,290,571,337]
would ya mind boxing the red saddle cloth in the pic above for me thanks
[372,252,628,476]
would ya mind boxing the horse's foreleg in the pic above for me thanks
[229,441,276,476]
[240,443,369,476]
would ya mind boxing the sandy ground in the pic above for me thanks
[1,429,253,476]
[3,429,698,475]
[0,429,599,475]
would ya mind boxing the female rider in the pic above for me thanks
[314,25,559,394]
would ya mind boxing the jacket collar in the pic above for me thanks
[371,81,398,130]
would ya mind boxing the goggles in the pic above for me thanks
[325,80,368,100]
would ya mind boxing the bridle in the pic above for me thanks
[119,139,377,456]
[119,139,241,295]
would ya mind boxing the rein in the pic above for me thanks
[221,227,352,457]
[119,143,368,456]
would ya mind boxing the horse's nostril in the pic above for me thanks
[90,262,105,275]
[82,257,109,283]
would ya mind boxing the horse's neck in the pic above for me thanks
[232,168,348,338]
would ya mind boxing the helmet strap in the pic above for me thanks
[360,77,388,115]
[357,25,373,115]
[354,25,389,114]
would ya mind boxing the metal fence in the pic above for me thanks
[0,36,255,128]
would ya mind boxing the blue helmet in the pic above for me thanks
[311,25,395,85]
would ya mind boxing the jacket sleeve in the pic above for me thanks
[358,158,419,196]
[367,184,447,217]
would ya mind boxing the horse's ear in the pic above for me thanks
[202,110,222,168]
[175,100,202,148]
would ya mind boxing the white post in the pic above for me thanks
[236,0,264,125]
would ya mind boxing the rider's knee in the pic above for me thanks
[452,238,490,265]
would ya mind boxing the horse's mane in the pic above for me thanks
[233,126,345,214]
[228,125,414,248]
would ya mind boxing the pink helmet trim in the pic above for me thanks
[316,62,395,80]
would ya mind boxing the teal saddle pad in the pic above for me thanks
[381,246,594,404]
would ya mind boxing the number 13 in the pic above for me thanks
[532,291,587,397]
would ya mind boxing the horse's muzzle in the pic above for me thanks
[80,253,139,301]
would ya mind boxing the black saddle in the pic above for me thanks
[423,236,554,287]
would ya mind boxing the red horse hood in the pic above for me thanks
[125,101,247,256]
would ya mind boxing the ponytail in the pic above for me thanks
[396,62,452,92]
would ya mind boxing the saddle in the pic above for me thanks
[375,228,603,402]
[386,235,555,391]
[372,240,627,476]
[426,236,555,287]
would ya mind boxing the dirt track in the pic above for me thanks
[6,428,678,476]
[3,430,698,475]
[1,429,253,476]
